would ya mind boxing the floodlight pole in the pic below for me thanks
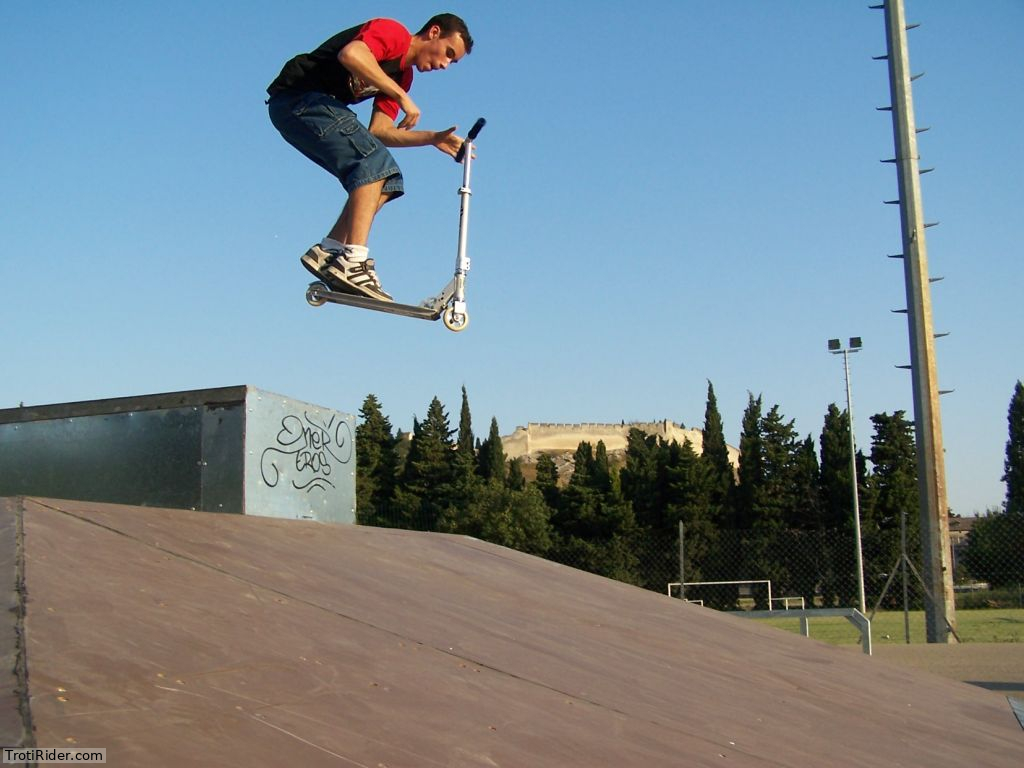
[830,339,867,615]
[875,0,956,642]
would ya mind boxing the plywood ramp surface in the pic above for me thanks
[12,497,1022,767]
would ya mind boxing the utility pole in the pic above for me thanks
[874,0,956,642]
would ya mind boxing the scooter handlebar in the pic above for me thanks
[455,118,486,163]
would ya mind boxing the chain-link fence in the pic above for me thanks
[358,504,1024,614]
[586,523,1024,615]
[650,527,918,611]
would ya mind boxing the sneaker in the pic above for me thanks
[301,245,394,302]
[324,253,394,302]
[301,244,339,282]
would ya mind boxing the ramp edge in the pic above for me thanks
[0,497,34,749]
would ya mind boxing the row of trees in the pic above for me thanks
[960,381,1024,589]
[357,390,554,557]
[355,381,1024,607]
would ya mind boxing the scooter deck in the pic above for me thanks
[307,283,442,321]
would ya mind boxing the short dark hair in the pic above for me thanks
[418,13,473,53]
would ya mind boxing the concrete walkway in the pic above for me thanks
[870,643,1024,698]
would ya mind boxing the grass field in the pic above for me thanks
[756,609,1024,645]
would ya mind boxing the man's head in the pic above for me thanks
[409,13,473,72]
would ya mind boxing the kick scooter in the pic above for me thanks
[305,117,486,332]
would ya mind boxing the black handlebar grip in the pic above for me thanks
[455,118,486,163]
[467,117,486,140]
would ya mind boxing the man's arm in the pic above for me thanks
[338,40,420,129]
[368,109,464,159]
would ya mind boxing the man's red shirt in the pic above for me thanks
[352,19,414,121]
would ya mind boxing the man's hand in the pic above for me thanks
[432,127,464,159]
[341,41,422,128]
[397,93,421,130]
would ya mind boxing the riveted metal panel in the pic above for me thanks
[244,389,355,523]
[0,407,205,509]
[200,405,246,514]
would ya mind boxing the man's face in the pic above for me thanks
[413,27,467,72]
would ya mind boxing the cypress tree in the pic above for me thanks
[734,393,765,530]
[819,404,854,531]
[534,453,561,510]
[401,396,456,530]
[757,404,800,531]
[1003,380,1024,516]
[789,435,822,531]
[456,385,475,463]
[592,441,613,496]
[867,411,921,606]
[820,403,877,605]
[787,435,824,607]
[355,394,399,526]
[477,417,507,482]
[450,387,481,508]
[569,442,595,488]
[742,404,799,607]
[702,381,734,524]
[507,457,526,490]
[666,438,717,586]
[620,428,660,530]
[868,411,918,531]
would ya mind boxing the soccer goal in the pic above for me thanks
[667,579,774,609]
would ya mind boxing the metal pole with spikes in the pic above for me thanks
[873,0,957,642]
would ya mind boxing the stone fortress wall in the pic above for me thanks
[502,420,739,468]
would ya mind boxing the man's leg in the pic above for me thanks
[328,179,390,246]
[312,181,395,301]
[269,91,401,301]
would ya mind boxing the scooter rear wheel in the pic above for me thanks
[306,282,329,307]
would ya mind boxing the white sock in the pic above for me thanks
[342,244,369,262]
[320,239,369,262]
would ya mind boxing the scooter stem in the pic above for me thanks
[453,118,485,302]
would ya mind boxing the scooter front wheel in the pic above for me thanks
[442,307,469,332]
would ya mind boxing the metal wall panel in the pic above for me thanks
[244,390,356,523]
[0,386,356,523]
[200,405,246,514]
[0,408,205,509]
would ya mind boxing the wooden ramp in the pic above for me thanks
[5,497,1021,766]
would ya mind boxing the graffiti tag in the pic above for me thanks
[260,412,352,493]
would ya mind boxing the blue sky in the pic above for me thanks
[2,1,1021,516]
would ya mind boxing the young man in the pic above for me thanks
[267,14,474,302]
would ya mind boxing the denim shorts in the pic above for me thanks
[268,90,404,199]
